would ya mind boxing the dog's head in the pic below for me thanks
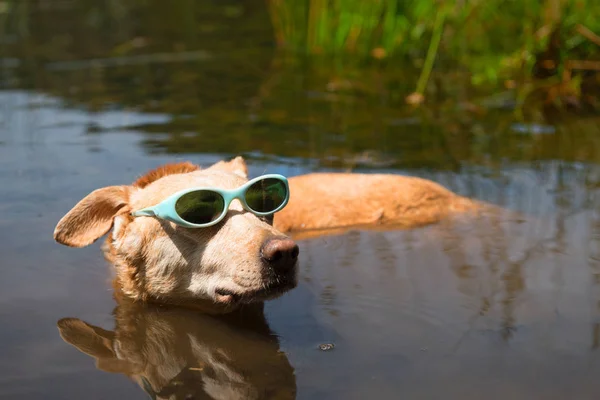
[54,157,298,311]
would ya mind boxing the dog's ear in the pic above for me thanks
[57,318,135,374]
[54,186,130,248]
[207,156,248,178]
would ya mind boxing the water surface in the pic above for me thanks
[2,2,600,399]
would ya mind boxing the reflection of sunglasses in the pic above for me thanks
[131,174,290,228]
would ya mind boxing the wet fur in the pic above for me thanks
[54,156,485,311]
[274,172,482,235]
[55,157,292,313]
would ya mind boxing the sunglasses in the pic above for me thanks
[131,174,289,228]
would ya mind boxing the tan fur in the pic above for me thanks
[54,158,297,312]
[274,173,481,235]
[57,300,296,399]
[54,186,130,247]
[206,156,248,178]
[54,156,486,310]
[133,161,200,188]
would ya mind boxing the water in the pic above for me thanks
[2,2,600,399]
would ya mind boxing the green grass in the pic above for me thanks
[267,0,600,93]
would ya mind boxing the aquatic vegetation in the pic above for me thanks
[267,0,600,105]
[1,0,598,116]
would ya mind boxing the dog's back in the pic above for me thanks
[274,173,483,235]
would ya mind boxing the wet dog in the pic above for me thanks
[54,157,298,313]
[274,171,482,239]
[54,156,483,311]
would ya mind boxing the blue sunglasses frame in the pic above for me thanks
[130,174,290,228]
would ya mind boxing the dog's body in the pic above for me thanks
[275,172,481,238]
[54,156,485,311]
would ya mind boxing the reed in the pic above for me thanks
[266,0,600,89]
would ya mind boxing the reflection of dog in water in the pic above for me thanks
[57,298,296,400]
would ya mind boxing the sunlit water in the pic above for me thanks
[2,3,600,399]
[2,88,600,399]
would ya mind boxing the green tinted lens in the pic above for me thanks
[175,190,225,225]
[245,178,287,213]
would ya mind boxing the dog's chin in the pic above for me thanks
[214,277,297,305]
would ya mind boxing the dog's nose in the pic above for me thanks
[260,236,299,272]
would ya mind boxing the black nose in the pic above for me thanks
[260,236,299,272]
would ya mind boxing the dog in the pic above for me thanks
[57,298,296,400]
[54,156,483,311]
[274,171,482,239]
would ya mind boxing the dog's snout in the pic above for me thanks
[260,236,299,271]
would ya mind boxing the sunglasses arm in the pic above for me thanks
[131,208,157,217]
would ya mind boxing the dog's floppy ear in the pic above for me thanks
[207,156,248,178]
[54,186,130,248]
[57,318,135,374]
